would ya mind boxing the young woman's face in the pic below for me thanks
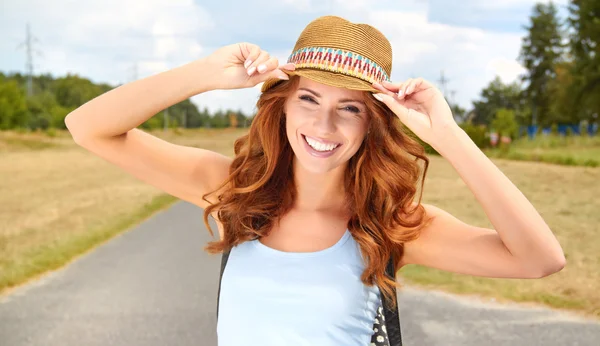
[284,77,369,174]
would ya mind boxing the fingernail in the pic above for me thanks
[278,74,289,80]
[257,64,267,73]
[372,93,384,102]
[397,90,404,97]
[247,66,256,76]
[244,59,252,69]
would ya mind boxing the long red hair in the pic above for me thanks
[202,76,433,308]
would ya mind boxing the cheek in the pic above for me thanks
[284,111,303,143]
[285,107,310,130]
[343,117,369,139]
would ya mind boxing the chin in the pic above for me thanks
[291,143,349,175]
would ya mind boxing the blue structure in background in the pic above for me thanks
[526,125,538,138]
[589,123,599,136]
[557,124,580,135]
[520,123,598,139]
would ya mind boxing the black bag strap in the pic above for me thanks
[216,249,231,320]
[216,250,402,345]
[382,254,403,345]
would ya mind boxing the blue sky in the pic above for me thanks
[0,0,569,115]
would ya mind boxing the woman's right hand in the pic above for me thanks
[203,42,295,90]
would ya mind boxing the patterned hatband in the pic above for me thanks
[287,46,391,85]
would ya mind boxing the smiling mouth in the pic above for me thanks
[301,134,342,152]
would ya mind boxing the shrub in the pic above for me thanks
[45,128,57,137]
[460,123,489,149]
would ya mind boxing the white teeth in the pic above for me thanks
[304,135,339,152]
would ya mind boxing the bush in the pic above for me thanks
[45,128,57,137]
[491,108,518,139]
[460,123,489,149]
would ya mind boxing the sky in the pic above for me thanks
[0,0,570,115]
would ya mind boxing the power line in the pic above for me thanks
[16,22,42,97]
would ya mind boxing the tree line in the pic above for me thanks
[0,72,253,131]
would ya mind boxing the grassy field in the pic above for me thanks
[1,128,599,319]
[483,133,600,167]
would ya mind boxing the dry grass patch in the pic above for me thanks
[0,128,245,293]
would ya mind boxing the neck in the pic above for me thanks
[292,156,348,212]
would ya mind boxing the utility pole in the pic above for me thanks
[16,23,42,97]
[437,70,449,99]
[449,90,456,105]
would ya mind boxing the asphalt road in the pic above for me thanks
[1,201,599,346]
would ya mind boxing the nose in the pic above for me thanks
[312,109,336,135]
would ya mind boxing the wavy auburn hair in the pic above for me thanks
[202,75,433,309]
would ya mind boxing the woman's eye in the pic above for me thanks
[299,95,317,104]
[343,106,360,113]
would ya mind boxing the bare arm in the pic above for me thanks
[64,58,231,217]
[399,127,565,279]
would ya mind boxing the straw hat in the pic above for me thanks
[261,15,393,93]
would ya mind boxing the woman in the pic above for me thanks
[65,15,565,346]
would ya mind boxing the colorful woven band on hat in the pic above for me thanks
[287,46,391,85]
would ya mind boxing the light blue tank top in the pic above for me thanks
[217,229,381,345]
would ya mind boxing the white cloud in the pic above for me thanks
[487,58,527,84]
[1,0,212,80]
[368,10,524,106]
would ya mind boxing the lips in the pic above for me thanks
[301,134,342,158]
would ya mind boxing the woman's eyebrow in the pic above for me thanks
[298,87,321,97]
[339,98,365,105]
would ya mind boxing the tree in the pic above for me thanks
[547,60,579,124]
[0,80,28,130]
[471,77,528,126]
[210,110,229,128]
[54,74,105,109]
[568,0,600,122]
[519,2,565,127]
[26,90,69,130]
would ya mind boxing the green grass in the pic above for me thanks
[399,265,589,313]
[0,136,60,151]
[483,134,600,167]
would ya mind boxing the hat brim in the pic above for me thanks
[261,68,379,93]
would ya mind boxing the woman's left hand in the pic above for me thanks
[372,78,458,147]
